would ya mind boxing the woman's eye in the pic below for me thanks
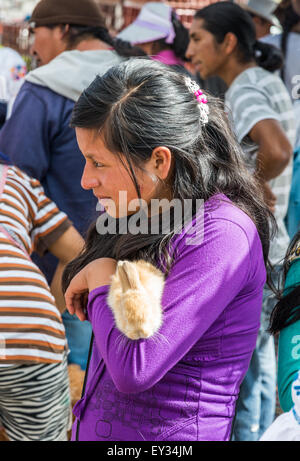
[93,161,104,168]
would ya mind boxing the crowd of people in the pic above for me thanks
[0,0,299,442]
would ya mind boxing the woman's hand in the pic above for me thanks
[64,258,117,321]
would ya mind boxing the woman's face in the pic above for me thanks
[76,128,172,218]
[186,18,227,79]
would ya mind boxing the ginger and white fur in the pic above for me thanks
[107,260,165,340]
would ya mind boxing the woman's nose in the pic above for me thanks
[81,165,99,190]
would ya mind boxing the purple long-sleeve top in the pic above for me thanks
[71,195,266,441]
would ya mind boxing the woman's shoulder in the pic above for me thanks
[174,194,260,254]
[169,195,265,288]
[233,67,274,89]
[205,194,259,234]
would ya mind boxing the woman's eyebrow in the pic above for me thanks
[85,153,96,160]
[85,153,103,161]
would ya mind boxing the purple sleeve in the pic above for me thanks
[87,219,252,394]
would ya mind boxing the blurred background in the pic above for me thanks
[0,0,252,69]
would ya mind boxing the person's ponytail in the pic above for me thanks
[254,41,283,72]
[65,25,146,58]
[93,27,147,58]
[170,11,189,61]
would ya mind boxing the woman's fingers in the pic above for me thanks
[64,270,89,320]
[64,258,117,320]
[65,282,89,320]
[65,290,88,321]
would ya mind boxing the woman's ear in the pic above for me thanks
[150,146,173,181]
[223,32,238,56]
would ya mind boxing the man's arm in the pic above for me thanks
[249,118,293,211]
[249,118,293,181]
[49,226,85,313]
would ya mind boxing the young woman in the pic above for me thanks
[62,58,275,441]
[186,1,296,441]
[0,161,84,440]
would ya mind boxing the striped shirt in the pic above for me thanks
[225,67,296,265]
[0,165,71,365]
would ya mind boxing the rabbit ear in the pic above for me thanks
[116,262,131,292]
[117,261,140,291]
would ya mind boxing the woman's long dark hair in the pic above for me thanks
[269,230,300,334]
[62,58,275,293]
[194,2,283,72]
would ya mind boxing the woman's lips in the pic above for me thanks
[97,196,112,205]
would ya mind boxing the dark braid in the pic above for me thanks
[65,24,147,58]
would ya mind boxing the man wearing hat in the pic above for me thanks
[0,0,138,371]
[27,0,112,67]
[241,0,281,38]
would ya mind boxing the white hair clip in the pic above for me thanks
[184,76,209,125]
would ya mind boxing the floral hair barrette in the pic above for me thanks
[184,76,209,125]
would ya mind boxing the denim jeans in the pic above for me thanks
[231,266,281,441]
[62,311,92,371]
